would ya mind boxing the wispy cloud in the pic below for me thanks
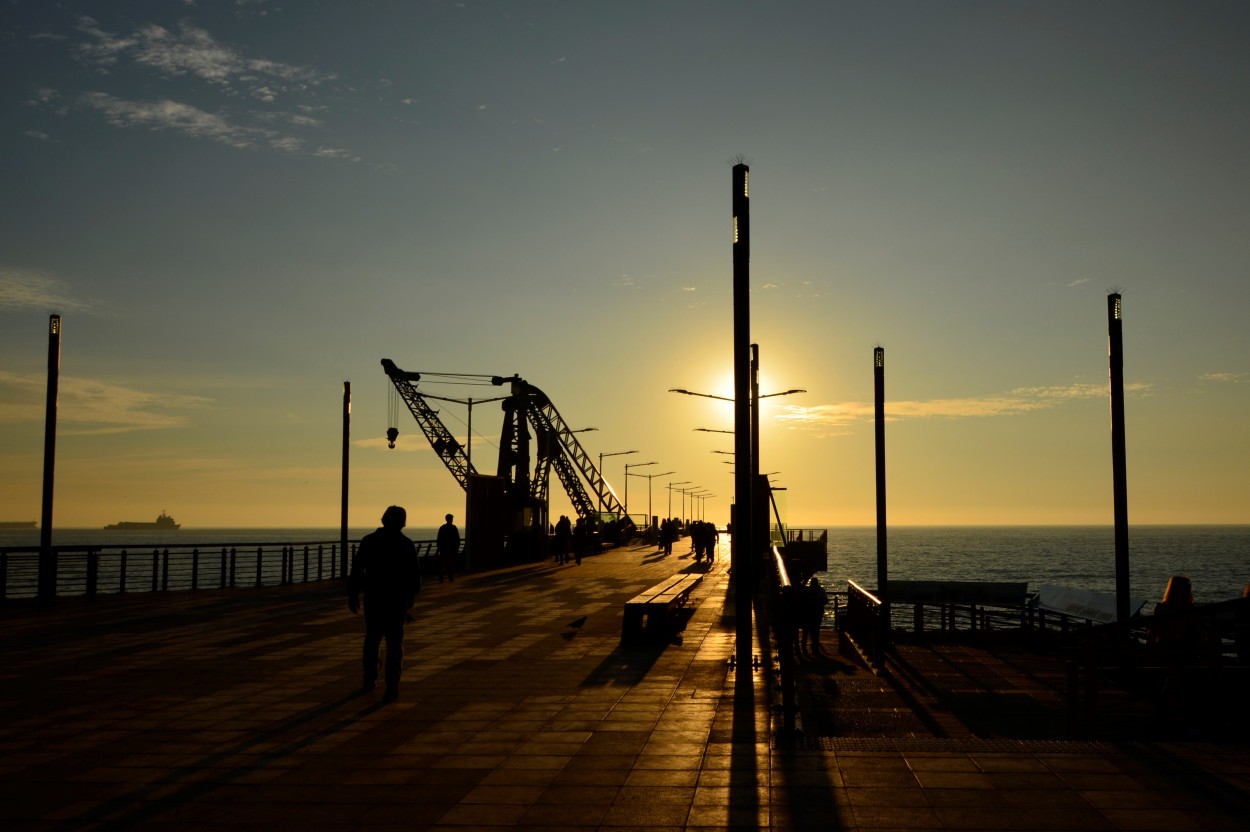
[74,17,334,95]
[41,17,358,160]
[1200,372,1246,383]
[0,268,101,313]
[77,91,357,159]
[0,371,212,435]
[82,92,254,148]
[776,381,1153,434]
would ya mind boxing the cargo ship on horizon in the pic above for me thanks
[0,521,36,529]
[104,511,180,531]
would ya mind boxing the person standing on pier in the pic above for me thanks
[348,505,420,703]
[437,513,460,582]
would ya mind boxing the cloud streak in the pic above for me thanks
[0,371,212,435]
[40,17,358,161]
[776,381,1153,433]
[74,17,335,96]
[0,268,101,313]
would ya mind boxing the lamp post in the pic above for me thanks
[628,470,674,529]
[623,461,656,520]
[670,380,804,543]
[689,490,711,521]
[667,480,690,519]
[598,450,637,515]
[675,485,700,525]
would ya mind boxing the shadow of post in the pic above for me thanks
[754,588,845,830]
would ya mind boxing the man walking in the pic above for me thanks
[437,513,460,582]
[348,505,419,703]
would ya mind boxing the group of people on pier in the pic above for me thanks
[687,520,719,563]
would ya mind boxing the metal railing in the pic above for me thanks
[766,545,799,732]
[0,538,463,602]
[838,579,887,672]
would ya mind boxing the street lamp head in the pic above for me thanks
[671,389,733,402]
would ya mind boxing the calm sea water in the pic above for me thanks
[2,526,1246,605]
[813,525,1250,605]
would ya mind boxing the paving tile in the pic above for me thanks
[4,542,1249,832]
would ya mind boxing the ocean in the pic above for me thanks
[1,526,1246,606]
[810,525,1249,606]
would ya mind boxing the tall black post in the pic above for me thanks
[38,315,61,604]
[751,343,761,544]
[874,347,888,628]
[732,163,753,675]
[340,380,350,579]
[875,347,885,587]
[1107,294,1130,622]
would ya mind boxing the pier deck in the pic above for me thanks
[2,539,1248,831]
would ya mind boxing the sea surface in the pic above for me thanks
[2,525,1246,605]
[810,525,1249,606]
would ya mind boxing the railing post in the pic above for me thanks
[317,544,323,581]
[119,549,128,593]
[1067,662,1081,737]
[256,547,263,587]
[161,548,170,591]
[303,545,309,583]
[229,547,237,588]
[219,547,227,589]
[151,550,159,592]
[1084,650,1099,739]
[191,548,200,590]
[0,551,7,601]
[86,549,99,598]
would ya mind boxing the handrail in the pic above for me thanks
[842,579,887,672]
[768,544,798,732]
[0,537,463,602]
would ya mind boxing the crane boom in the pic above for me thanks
[381,358,475,490]
[526,385,627,518]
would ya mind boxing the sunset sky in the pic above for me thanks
[2,1,1248,530]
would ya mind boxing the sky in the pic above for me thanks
[2,0,1248,530]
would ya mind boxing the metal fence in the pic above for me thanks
[0,538,460,601]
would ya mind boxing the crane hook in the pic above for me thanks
[386,427,399,449]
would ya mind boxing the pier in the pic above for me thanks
[2,538,1248,831]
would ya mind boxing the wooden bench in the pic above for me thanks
[621,573,703,645]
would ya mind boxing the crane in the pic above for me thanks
[381,360,630,531]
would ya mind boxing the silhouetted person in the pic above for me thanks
[348,505,419,703]
[437,513,460,582]
[1146,575,1209,731]
[553,515,572,565]
[800,577,829,656]
[572,517,589,565]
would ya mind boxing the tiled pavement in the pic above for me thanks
[1,538,1248,830]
